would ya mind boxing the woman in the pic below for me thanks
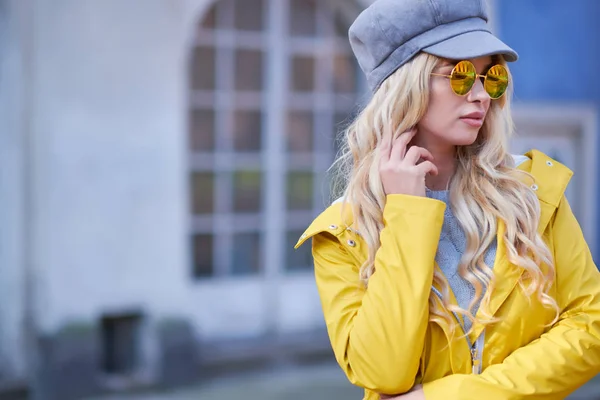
[295,0,600,399]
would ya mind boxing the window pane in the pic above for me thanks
[191,172,214,214]
[287,172,313,210]
[215,0,234,29]
[192,234,214,278]
[190,110,215,151]
[287,111,313,152]
[201,6,216,29]
[234,0,264,31]
[234,110,262,151]
[333,54,358,93]
[231,233,261,275]
[291,56,315,92]
[290,0,317,37]
[286,230,312,271]
[191,46,216,90]
[233,171,262,212]
[235,49,263,91]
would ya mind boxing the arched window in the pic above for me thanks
[189,0,363,280]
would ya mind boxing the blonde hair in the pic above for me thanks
[331,53,558,335]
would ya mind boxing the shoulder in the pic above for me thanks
[294,199,355,249]
[516,149,573,207]
[295,150,574,248]
[295,194,445,250]
[514,150,574,234]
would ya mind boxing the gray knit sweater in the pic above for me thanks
[426,189,497,333]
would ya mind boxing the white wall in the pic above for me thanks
[0,0,27,380]
[29,0,192,332]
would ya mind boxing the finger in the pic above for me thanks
[379,136,393,164]
[389,128,417,162]
[415,160,439,176]
[403,146,434,166]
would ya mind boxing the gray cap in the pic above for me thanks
[349,0,518,92]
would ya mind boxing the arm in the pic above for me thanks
[314,194,445,394]
[422,197,600,400]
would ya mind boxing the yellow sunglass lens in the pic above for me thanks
[450,61,476,96]
[484,64,509,99]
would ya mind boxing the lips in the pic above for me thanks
[461,111,485,120]
[460,111,485,127]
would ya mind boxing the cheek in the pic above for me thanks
[420,82,459,131]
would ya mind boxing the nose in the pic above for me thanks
[467,77,489,103]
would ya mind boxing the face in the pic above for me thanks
[416,56,494,150]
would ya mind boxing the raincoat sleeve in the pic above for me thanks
[312,194,446,394]
[422,197,600,400]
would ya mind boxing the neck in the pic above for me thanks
[411,136,456,191]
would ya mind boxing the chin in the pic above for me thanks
[449,130,479,146]
[455,136,479,146]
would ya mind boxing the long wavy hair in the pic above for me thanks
[330,53,558,335]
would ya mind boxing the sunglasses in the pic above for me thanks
[430,60,509,99]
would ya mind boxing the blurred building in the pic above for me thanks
[0,0,366,398]
[0,0,597,399]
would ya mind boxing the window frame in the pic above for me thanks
[188,0,365,280]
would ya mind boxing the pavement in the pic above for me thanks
[84,363,600,400]
[84,363,362,400]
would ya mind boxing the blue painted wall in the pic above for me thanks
[499,0,600,255]
[499,0,600,102]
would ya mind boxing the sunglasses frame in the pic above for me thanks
[430,60,509,99]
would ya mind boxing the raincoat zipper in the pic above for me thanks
[431,287,484,375]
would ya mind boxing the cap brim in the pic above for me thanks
[422,31,518,62]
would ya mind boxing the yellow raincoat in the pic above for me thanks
[295,150,600,399]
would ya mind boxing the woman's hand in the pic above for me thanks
[380,385,425,400]
[379,128,438,197]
